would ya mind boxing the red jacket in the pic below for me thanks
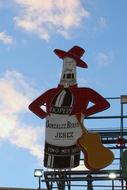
[29,84,110,119]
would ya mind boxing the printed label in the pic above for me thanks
[45,114,82,146]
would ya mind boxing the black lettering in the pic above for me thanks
[67,121,78,128]
[55,132,59,138]
[67,132,73,138]
[50,106,72,114]
[55,132,73,139]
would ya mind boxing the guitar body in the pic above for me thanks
[77,132,114,170]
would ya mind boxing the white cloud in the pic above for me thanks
[10,124,44,160]
[0,70,37,113]
[96,52,114,67]
[14,0,90,41]
[0,70,44,160]
[97,17,107,29]
[0,31,14,44]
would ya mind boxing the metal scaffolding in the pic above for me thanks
[41,95,127,190]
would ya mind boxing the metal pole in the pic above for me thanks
[120,102,124,139]
[125,180,127,189]
[58,173,65,190]
[112,180,115,190]
[120,102,124,170]
[58,180,65,190]
[87,174,93,190]
[39,176,41,189]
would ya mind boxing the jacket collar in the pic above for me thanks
[57,84,78,88]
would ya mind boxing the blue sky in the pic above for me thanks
[0,0,127,189]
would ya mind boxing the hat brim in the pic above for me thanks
[54,49,88,68]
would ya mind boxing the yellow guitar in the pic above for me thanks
[76,115,114,170]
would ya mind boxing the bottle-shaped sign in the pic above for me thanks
[29,46,112,169]
[44,55,83,168]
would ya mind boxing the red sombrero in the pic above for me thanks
[54,46,88,68]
